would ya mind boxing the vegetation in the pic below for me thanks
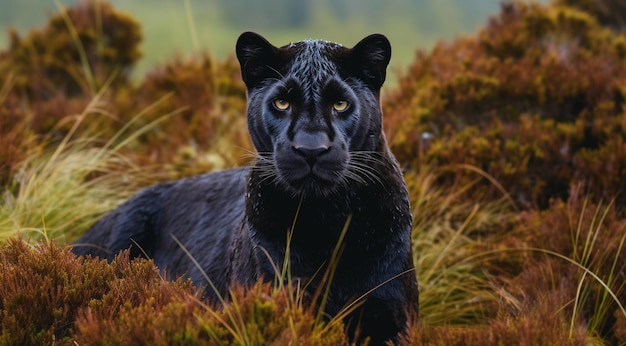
[0,0,624,345]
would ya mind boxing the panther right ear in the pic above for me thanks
[236,32,281,89]
[348,34,392,90]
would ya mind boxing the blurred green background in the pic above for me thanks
[0,0,539,79]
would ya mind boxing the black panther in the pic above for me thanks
[73,31,419,344]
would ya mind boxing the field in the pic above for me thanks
[0,0,625,345]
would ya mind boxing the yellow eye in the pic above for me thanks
[333,100,349,112]
[274,99,290,110]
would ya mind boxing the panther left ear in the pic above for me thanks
[236,31,282,89]
[349,34,392,90]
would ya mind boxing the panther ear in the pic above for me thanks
[349,34,392,90]
[236,31,281,89]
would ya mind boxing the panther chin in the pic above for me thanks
[286,173,342,197]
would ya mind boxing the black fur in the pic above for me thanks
[74,32,419,344]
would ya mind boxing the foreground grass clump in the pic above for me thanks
[0,239,129,345]
[0,239,347,345]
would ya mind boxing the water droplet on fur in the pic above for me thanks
[251,202,260,213]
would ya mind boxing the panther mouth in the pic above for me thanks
[291,171,337,190]
[276,158,347,196]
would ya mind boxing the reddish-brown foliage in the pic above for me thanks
[404,301,589,346]
[0,240,346,345]
[0,0,249,184]
[556,0,626,32]
[0,93,33,187]
[0,239,116,344]
[0,0,141,99]
[508,188,625,343]
[384,1,626,209]
[114,54,249,171]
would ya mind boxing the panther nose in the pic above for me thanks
[294,146,330,166]
[292,131,331,166]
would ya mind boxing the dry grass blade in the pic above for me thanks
[0,89,182,243]
[406,166,515,326]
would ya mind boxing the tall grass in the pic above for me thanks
[1,100,113,242]
[402,166,626,344]
[406,166,519,326]
[567,199,626,339]
[0,88,181,243]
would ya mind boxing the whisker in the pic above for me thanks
[265,65,284,79]
[349,165,382,187]
[347,151,388,189]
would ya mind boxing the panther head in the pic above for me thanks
[236,32,392,197]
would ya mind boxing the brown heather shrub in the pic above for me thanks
[73,256,203,345]
[0,0,141,141]
[556,0,626,33]
[0,0,141,99]
[403,300,589,346]
[0,93,33,187]
[384,0,626,209]
[0,239,347,345]
[0,238,116,344]
[75,280,347,345]
[385,3,626,342]
[115,54,250,174]
[0,239,198,345]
